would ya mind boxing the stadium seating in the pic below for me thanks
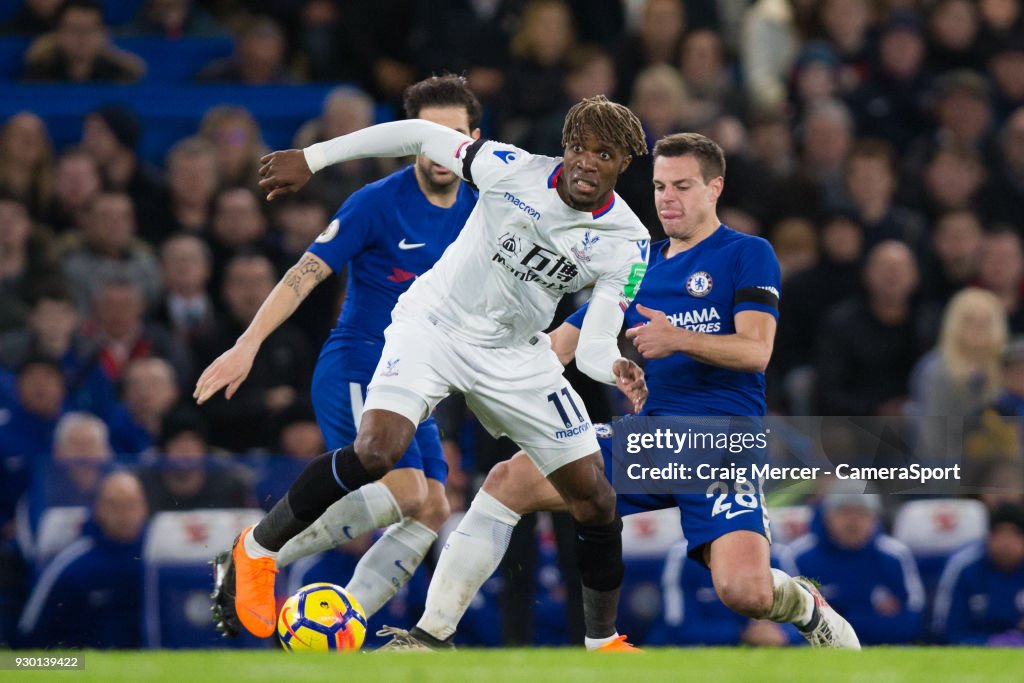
[142,508,268,649]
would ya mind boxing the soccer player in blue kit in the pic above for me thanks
[386,133,861,649]
[194,75,483,634]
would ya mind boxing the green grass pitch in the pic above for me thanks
[16,648,1024,683]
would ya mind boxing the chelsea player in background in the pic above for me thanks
[387,133,861,649]
[195,75,481,632]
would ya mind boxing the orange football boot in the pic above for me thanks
[232,525,279,638]
[595,635,641,652]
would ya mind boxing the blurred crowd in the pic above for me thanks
[2,0,1024,650]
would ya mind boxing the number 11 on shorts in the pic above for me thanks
[547,387,584,428]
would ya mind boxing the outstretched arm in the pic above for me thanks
[259,120,472,200]
[194,252,332,403]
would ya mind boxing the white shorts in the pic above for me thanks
[365,315,600,476]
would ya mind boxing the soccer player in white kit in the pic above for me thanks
[202,96,651,650]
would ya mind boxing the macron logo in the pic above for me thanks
[503,192,541,220]
[493,150,518,164]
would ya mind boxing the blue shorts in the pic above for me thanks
[597,423,769,566]
[311,342,448,486]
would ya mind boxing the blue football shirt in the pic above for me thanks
[308,165,477,380]
[567,226,781,416]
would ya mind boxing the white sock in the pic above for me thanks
[277,482,401,567]
[766,568,814,627]
[416,491,521,641]
[584,632,621,650]
[243,526,277,560]
[345,518,437,618]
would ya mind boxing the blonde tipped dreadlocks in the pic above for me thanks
[561,95,648,157]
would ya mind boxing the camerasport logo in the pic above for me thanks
[491,239,579,292]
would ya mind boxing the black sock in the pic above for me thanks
[252,445,377,551]
[575,516,624,639]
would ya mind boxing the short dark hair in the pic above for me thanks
[652,133,725,182]
[403,75,483,132]
[562,95,647,157]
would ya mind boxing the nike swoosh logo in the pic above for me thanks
[342,526,354,539]
[398,239,426,250]
[394,560,412,576]
[243,605,274,627]
[724,509,754,519]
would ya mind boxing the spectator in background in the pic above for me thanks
[410,0,517,102]
[987,107,1024,226]
[195,253,311,452]
[788,486,925,645]
[0,357,67,487]
[206,186,276,294]
[17,470,148,648]
[798,99,855,211]
[816,240,932,416]
[1,0,62,35]
[198,105,266,188]
[933,502,1024,645]
[771,212,864,414]
[977,227,1024,333]
[0,112,54,221]
[0,196,60,333]
[721,111,817,228]
[152,233,216,347]
[740,0,802,112]
[979,0,1023,44]
[59,191,162,310]
[80,105,168,239]
[149,136,219,240]
[987,37,1024,124]
[614,0,686,104]
[846,11,928,155]
[128,0,223,38]
[769,217,818,283]
[197,15,294,85]
[292,87,387,213]
[926,0,985,74]
[46,147,101,234]
[919,144,994,224]
[79,276,188,387]
[139,407,250,512]
[0,285,118,420]
[107,358,181,456]
[500,0,576,145]
[840,139,925,251]
[22,0,144,83]
[912,288,1008,459]
[788,40,841,122]
[909,70,995,175]
[920,209,984,310]
[994,337,1024,418]
[677,29,745,126]
[49,411,113,507]
[816,0,875,94]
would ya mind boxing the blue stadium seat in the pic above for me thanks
[0,83,389,165]
[113,37,233,82]
[0,37,30,81]
[142,508,269,649]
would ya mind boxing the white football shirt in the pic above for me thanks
[393,139,651,347]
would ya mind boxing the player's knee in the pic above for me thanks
[353,430,404,476]
[565,478,616,525]
[394,477,428,518]
[715,571,774,619]
[481,459,513,498]
[413,488,450,532]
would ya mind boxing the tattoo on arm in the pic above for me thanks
[284,255,329,299]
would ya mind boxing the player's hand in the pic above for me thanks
[613,357,647,413]
[193,342,258,404]
[258,150,313,201]
[625,304,683,359]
